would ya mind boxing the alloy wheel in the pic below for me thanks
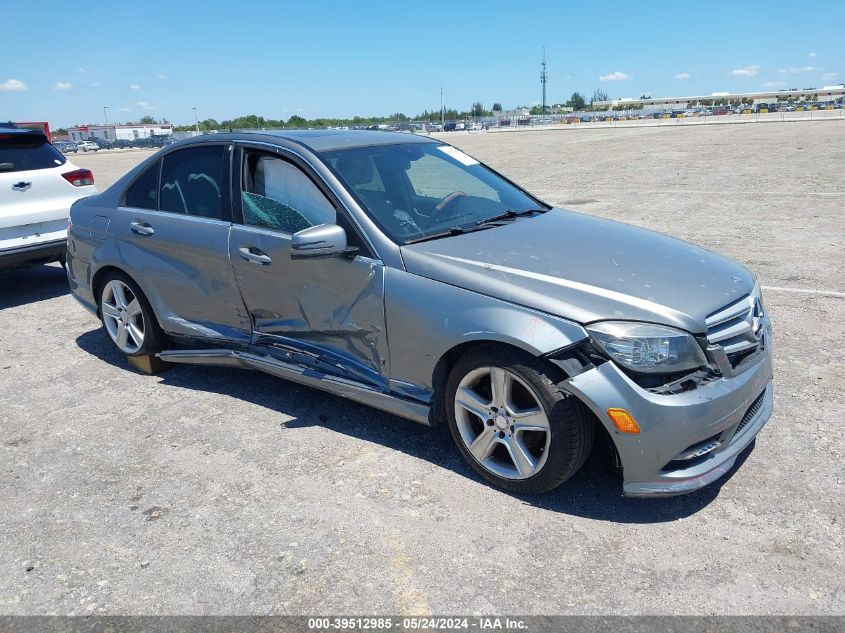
[454,366,552,479]
[101,279,145,354]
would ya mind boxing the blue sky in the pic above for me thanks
[1,0,842,127]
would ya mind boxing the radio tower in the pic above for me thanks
[540,47,548,113]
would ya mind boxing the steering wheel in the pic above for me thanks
[434,190,467,214]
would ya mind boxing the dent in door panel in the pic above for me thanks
[245,257,388,381]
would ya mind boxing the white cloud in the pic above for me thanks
[599,71,630,82]
[129,84,141,90]
[119,107,132,112]
[674,72,691,80]
[809,52,817,58]
[136,101,155,109]
[55,81,72,90]
[0,78,28,92]
[157,74,167,80]
[77,67,86,74]
[822,72,839,81]
[760,81,787,88]
[779,66,817,75]
[89,82,101,88]
[729,65,760,77]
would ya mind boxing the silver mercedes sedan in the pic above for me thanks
[67,130,773,497]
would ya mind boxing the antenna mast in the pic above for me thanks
[540,47,548,114]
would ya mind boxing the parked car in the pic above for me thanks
[0,125,96,271]
[76,140,99,152]
[67,130,773,497]
[110,139,133,149]
[93,138,113,149]
[55,141,78,153]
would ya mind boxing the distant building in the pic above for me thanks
[597,86,845,110]
[68,124,173,142]
[496,108,530,118]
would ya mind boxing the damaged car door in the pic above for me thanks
[228,145,389,389]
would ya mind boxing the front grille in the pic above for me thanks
[733,390,766,438]
[705,293,765,366]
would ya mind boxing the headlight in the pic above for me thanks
[586,321,707,374]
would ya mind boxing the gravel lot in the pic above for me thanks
[1,122,843,615]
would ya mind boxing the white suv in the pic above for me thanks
[0,125,96,271]
[76,140,99,152]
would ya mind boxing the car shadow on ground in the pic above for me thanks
[76,328,756,524]
[0,264,69,310]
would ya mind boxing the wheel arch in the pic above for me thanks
[429,338,572,426]
[428,338,614,472]
[91,264,166,331]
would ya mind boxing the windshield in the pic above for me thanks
[322,143,547,243]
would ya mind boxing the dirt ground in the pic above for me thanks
[1,121,843,615]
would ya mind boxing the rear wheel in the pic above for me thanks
[445,345,594,494]
[98,272,164,357]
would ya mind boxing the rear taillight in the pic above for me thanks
[62,168,94,187]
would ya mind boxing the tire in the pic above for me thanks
[445,344,594,494]
[98,271,165,357]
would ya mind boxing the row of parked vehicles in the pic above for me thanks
[579,101,843,122]
[53,135,176,154]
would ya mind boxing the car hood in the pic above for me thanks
[400,209,755,333]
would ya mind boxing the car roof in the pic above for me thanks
[0,126,49,142]
[0,125,40,136]
[181,129,440,153]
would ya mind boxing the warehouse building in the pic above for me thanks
[68,123,173,142]
[596,85,845,110]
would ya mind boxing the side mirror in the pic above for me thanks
[290,224,356,260]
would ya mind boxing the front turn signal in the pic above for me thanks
[607,408,641,434]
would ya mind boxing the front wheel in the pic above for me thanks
[445,346,594,494]
[99,272,164,357]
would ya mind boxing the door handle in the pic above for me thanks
[130,221,155,236]
[238,246,272,264]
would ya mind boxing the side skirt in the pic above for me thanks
[157,349,433,426]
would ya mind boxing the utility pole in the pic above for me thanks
[103,106,109,140]
[193,107,199,135]
[540,47,548,114]
[440,85,445,131]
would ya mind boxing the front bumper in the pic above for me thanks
[565,341,774,497]
[0,238,66,271]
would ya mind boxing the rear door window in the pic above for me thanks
[123,160,160,210]
[159,146,226,219]
[0,133,66,173]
